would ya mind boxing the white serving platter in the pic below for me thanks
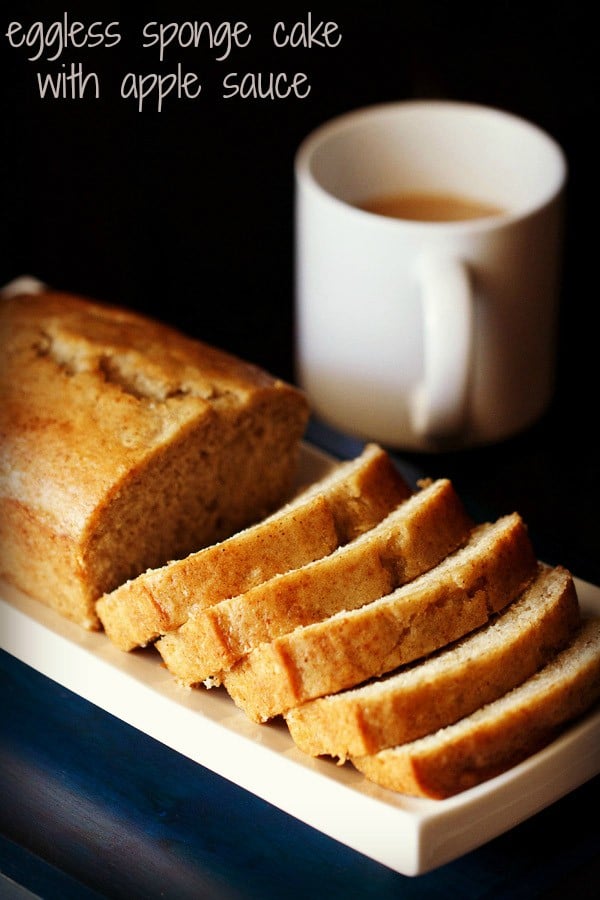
[1,443,599,877]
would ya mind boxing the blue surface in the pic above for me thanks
[1,646,599,899]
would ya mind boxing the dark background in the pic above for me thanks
[2,2,599,583]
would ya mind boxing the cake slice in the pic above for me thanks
[156,477,473,684]
[97,443,410,650]
[352,618,600,798]
[285,564,580,759]
[222,512,538,722]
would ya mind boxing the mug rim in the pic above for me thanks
[294,99,568,232]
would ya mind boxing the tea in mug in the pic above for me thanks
[359,191,505,222]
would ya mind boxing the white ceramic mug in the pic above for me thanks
[294,100,567,451]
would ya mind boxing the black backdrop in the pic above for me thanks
[2,3,595,380]
[2,3,599,579]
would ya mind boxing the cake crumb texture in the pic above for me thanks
[0,289,309,628]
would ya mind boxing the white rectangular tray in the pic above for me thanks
[1,443,599,876]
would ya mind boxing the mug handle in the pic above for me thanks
[410,253,473,438]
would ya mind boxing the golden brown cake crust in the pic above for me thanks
[97,494,341,650]
[222,513,538,722]
[0,289,309,628]
[2,294,595,802]
[97,443,411,651]
[284,565,581,759]
[352,618,600,798]
[156,477,473,686]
